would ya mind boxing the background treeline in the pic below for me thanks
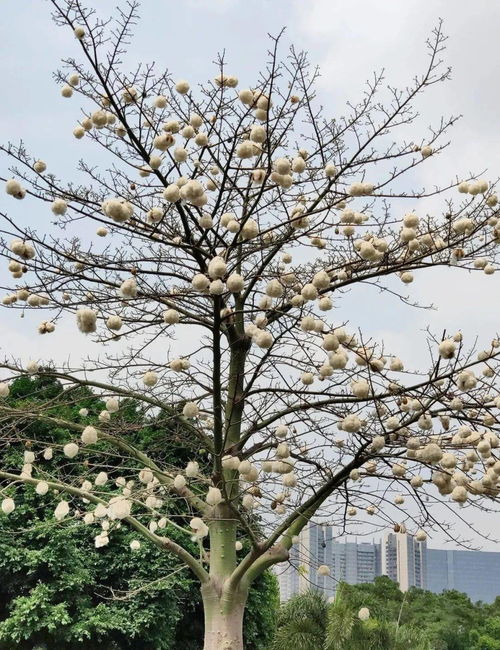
[271,577,500,650]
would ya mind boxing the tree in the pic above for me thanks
[0,377,278,648]
[1,2,500,648]
[271,585,431,650]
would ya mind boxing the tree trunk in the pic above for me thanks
[202,583,247,650]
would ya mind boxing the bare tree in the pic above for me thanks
[1,3,500,648]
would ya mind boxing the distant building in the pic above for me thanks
[427,548,500,603]
[277,523,379,601]
[381,531,426,591]
[277,525,500,604]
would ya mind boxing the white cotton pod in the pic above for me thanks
[416,529,427,542]
[226,273,244,293]
[81,426,98,444]
[26,360,39,374]
[208,256,227,279]
[106,315,122,331]
[439,339,456,359]
[192,274,210,292]
[51,198,68,215]
[130,539,141,551]
[105,398,119,413]
[163,309,180,325]
[119,278,137,299]
[174,474,187,490]
[95,533,109,548]
[5,178,26,199]
[185,461,199,478]
[24,450,35,464]
[34,160,47,173]
[76,308,97,334]
[163,184,180,202]
[206,486,223,506]
[54,500,70,521]
[35,481,49,496]
[175,80,190,94]
[222,455,240,471]
[43,447,53,460]
[317,565,330,576]
[63,443,79,458]
[182,402,199,418]
[358,607,370,621]
[0,382,9,398]
[94,471,108,486]
[108,498,131,520]
[143,371,158,387]
[190,517,209,537]
[1,498,15,515]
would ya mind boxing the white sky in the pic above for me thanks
[1,0,500,549]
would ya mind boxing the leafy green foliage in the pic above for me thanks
[0,377,278,649]
[270,576,500,650]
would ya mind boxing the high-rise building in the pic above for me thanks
[381,531,426,591]
[276,523,379,601]
[277,525,500,604]
[427,548,500,603]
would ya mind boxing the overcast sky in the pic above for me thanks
[1,0,500,550]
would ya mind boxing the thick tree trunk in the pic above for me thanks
[202,583,247,650]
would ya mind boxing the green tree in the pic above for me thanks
[0,377,278,649]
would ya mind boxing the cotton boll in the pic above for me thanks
[153,133,175,150]
[143,371,158,387]
[63,442,79,459]
[105,398,119,413]
[1,498,15,515]
[190,517,209,537]
[76,308,97,334]
[173,474,187,491]
[351,380,370,398]
[51,198,68,215]
[239,89,254,104]
[119,278,137,299]
[182,402,199,418]
[185,461,199,478]
[33,160,47,174]
[357,607,370,621]
[226,273,244,293]
[236,141,254,159]
[26,360,39,374]
[54,500,70,521]
[175,80,190,94]
[74,25,85,39]
[341,415,362,433]
[241,217,259,239]
[317,565,330,576]
[34,480,49,496]
[5,179,26,199]
[292,156,306,174]
[22,450,35,465]
[206,486,223,506]
[162,309,179,325]
[421,145,433,158]
[61,84,73,98]
[438,339,456,359]
[274,158,291,175]
[194,132,208,147]
[151,95,168,109]
[207,256,227,279]
[0,382,10,398]
[163,184,181,202]
[325,163,337,178]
